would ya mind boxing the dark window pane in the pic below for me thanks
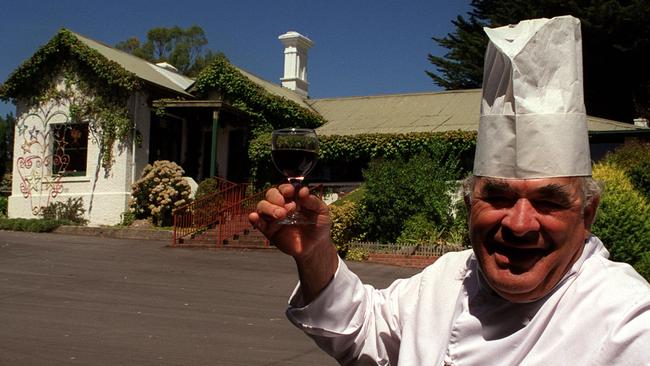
[52,123,88,176]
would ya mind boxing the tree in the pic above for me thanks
[0,113,15,180]
[116,25,223,77]
[428,0,650,123]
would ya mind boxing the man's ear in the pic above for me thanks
[583,195,601,232]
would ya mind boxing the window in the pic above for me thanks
[51,123,88,176]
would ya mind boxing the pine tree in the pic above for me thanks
[428,0,650,122]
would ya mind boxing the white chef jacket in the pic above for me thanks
[287,236,650,365]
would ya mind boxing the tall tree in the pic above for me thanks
[0,112,15,180]
[116,25,223,77]
[428,0,650,122]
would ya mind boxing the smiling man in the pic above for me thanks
[250,15,650,365]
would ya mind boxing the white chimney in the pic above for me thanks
[278,31,314,97]
[634,118,649,128]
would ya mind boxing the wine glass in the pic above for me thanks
[271,128,319,225]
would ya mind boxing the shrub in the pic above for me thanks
[0,196,7,217]
[361,149,462,243]
[40,197,88,225]
[601,141,650,200]
[634,251,650,282]
[629,161,650,200]
[0,218,68,232]
[129,160,192,226]
[396,213,444,246]
[592,163,650,268]
[342,246,368,262]
[118,210,136,226]
[195,177,223,200]
[330,199,367,245]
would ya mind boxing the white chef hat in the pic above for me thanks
[473,15,592,178]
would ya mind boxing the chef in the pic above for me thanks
[249,15,650,365]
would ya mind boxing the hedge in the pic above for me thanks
[249,130,476,188]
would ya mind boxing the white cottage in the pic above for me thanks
[0,29,318,225]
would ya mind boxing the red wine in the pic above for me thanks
[272,149,318,179]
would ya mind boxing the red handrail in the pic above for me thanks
[172,177,240,244]
[173,183,324,246]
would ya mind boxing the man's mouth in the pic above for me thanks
[489,243,547,273]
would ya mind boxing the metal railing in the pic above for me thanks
[172,182,324,246]
[215,188,266,246]
[172,177,241,244]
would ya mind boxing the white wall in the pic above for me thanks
[8,80,151,226]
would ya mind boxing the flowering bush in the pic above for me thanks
[129,160,192,226]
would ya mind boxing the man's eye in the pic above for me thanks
[484,196,514,206]
[533,200,565,210]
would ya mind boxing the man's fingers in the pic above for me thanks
[277,183,295,198]
[256,199,287,220]
[301,192,328,214]
[265,187,287,205]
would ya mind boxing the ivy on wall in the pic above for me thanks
[0,29,141,169]
[190,55,326,135]
[249,130,477,187]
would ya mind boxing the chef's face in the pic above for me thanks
[467,177,598,303]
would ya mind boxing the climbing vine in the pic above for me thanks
[189,55,326,135]
[249,130,477,187]
[0,28,141,169]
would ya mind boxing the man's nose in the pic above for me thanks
[501,198,540,237]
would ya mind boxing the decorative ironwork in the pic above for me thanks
[14,100,88,215]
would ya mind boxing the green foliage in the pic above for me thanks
[634,251,650,282]
[601,141,650,201]
[249,130,476,188]
[195,177,224,200]
[0,113,15,179]
[40,197,88,225]
[592,163,650,268]
[115,25,223,77]
[0,196,7,217]
[118,210,136,226]
[330,199,367,245]
[339,246,368,262]
[629,162,650,200]
[0,29,139,170]
[429,0,650,121]
[360,149,463,243]
[129,160,192,226]
[396,213,445,246]
[0,29,139,103]
[192,55,325,136]
[0,218,68,232]
[427,14,486,89]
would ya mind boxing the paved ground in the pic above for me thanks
[0,231,420,366]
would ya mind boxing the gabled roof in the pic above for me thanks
[310,89,650,136]
[235,67,314,111]
[71,32,194,96]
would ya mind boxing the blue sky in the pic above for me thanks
[0,0,471,117]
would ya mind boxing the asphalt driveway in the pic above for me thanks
[0,231,419,366]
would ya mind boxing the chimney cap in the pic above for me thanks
[278,31,314,48]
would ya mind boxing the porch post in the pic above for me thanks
[210,110,220,177]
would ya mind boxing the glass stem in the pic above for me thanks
[288,178,303,216]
